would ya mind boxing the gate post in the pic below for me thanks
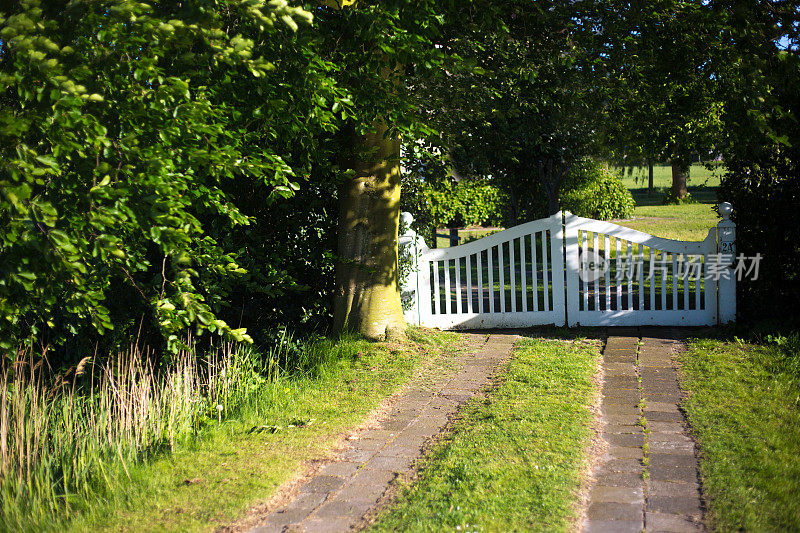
[399,212,430,325]
[717,203,736,324]
[563,211,580,327]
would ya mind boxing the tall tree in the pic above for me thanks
[315,1,453,339]
[601,0,722,200]
[410,0,605,222]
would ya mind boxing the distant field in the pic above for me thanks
[614,163,724,241]
[433,163,725,246]
[617,163,723,203]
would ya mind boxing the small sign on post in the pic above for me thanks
[717,202,736,324]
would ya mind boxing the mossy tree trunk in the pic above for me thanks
[333,123,406,340]
[671,160,689,199]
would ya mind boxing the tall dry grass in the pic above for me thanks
[0,341,270,530]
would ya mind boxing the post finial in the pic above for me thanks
[718,202,733,220]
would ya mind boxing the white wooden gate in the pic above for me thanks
[400,207,736,328]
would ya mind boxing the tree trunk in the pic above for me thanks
[539,159,566,216]
[508,187,519,227]
[671,161,688,199]
[647,159,654,196]
[333,123,406,341]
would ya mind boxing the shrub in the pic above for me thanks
[401,177,507,237]
[561,161,635,220]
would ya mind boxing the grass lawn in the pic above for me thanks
[435,227,502,248]
[678,336,800,531]
[368,333,601,533]
[51,329,466,532]
[613,203,720,242]
[612,163,723,242]
[617,163,723,198]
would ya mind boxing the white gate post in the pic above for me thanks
[717,203,736,324]
[563,211,580,327]
[399,212,422,325]
[550,211,567,326]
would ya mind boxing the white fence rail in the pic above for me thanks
[400,206,736,329]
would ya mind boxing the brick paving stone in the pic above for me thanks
[646,511,703,532]
[640,367,678,379]
[605,377,639,389]
[588,502,643,521]
[584,519,642,532]
[265,506,314,526]
[363,454,413,472]
[650,439,696,454]
[589,486,645,504]
[390,431,427,449]
[650,453,698,470]
[648,480,701,498]
[350,438,387,452]
[645,393,683,403]
[649,464,698,484]
[338,449,377,463]
[603,432,645,447]
[645,401,681,413]
[647,495,702,516]
[349,468,396,486]
[358,429,397,440]
[334,482,386,505]
[603,403,640,416]
[594,471,645,488]
[312,500,372,519]
[603,363,638,376]
[605,414,640,426]
[374,444,420,459]
[301,516,357,533]
[605,424,642,436]
[381,418,414,432]
[604,458,645,473]
[607,445,644,459]
[250,524,284,533]
[300,475,346,494]
[648,421,686,433]
[650,432,693,443]
[319,461,360,478]
[285,492,329,509]
[604,353,638,363]
[646,411,685,423]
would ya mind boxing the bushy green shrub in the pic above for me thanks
[402,177,507,234]
[561,161,635,220]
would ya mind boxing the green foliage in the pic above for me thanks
[715,4,800,323]
[561,161,635,220]
[661,190,696,205]
[0,0,334,352]
[402,177,507,233]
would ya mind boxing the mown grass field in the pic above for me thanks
[614,163,723,242]
[678,336,800,531]
[369,334,601,532]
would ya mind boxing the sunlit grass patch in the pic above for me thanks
[679,335,800,531]
[369,334,601,532]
